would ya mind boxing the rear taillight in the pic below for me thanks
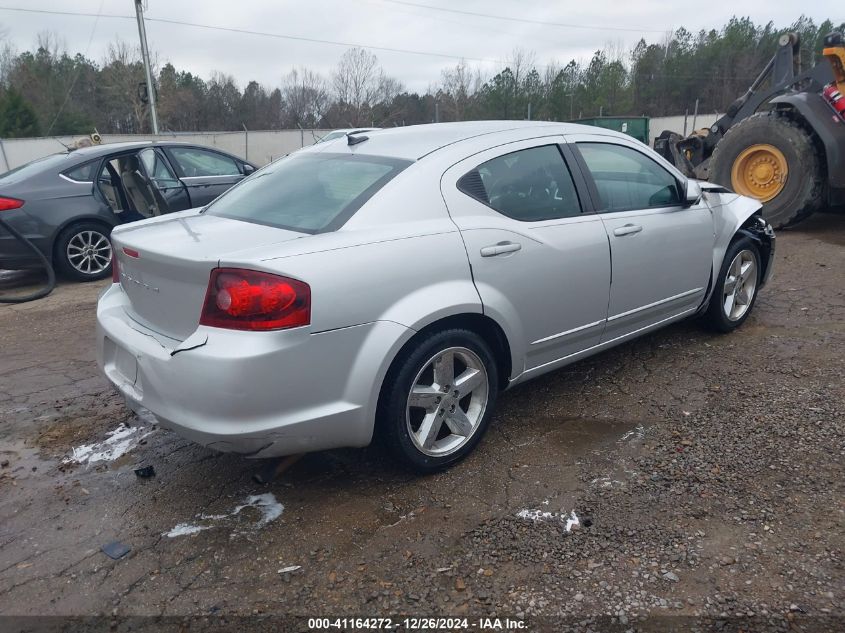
[199,268,311,331]
[0,197,24,211]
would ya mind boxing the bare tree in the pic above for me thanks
[0,36,16,88]
[508,47,537,90]
[100,40,152,132]
[35,31,66,58]
[439,60,482,120]
[282,67,329,128]
[332,48,387,126]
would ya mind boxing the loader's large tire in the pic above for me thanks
[709,112,824,229]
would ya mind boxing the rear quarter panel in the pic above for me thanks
[224,226,482,334]
[8,178,116,256]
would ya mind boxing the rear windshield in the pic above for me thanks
[0,153,72,185]
[203,152,411,232]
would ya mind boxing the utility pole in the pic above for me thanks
[134,1,159,135]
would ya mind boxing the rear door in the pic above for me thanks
[441,138,611,374]
[568,134,714,341]
[163,146,245,207]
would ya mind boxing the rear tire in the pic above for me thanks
[54,222,113,282]
[709,112,824,229]
[377,329,498,473]
[703,236,762,333]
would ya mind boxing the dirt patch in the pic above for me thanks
[33,393,132,457]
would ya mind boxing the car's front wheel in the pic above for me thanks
[378,329,498,473]
[704,236,761,332]
[55,222,113,282]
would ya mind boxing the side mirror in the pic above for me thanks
[684,179,702,206]
[243,164,256,176]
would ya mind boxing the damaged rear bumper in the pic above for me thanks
[96,283,409,458]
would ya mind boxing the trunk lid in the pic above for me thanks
[112,211,305,341]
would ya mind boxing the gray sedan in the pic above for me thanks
[0,142,255,281]
[97,122,774,472]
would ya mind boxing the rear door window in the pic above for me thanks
[457,145,582,221]
[203,153,411,232]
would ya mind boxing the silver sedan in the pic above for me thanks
[97,121,775,472]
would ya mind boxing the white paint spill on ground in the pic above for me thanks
[619,424,646,442]
[165,523,210,538]
[232,493,285,527]
[164,492,285,538]
[63,424,153,465]
[517,508,581,532]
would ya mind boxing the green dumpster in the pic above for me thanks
[569,117,650,144]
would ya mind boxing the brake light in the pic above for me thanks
[0,197,24,211]
[199,268,311,331]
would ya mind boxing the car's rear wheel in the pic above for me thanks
[703,236,761,333]
[55,222,113,282]
[378,329,498,473]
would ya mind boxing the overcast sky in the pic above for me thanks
[0,0,839,92]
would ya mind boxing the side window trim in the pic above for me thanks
[455,143,585,222]
[570,140,685,214]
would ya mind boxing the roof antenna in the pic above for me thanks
[347,133,369,146]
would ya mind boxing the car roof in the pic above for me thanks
[66,140,202,159]
[301,121,630,161]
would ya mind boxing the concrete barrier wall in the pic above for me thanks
[0,118,727,171]
[0,129,332,172]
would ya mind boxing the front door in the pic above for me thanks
[137,148,191,213]
[568,135,714,341]
[441,138,611,375]
[163,146,245,207]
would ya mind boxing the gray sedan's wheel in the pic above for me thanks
[55,222,113,282]
[704,236,761,333]
[379,329,498,472]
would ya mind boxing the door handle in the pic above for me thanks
[613,224,643,237]
[480,241,522,257]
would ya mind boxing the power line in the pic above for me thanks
[44,0,105,136]
[375,0,667,33]
[353,0,570,48]
[0,6,508,66]
[0,5,762,81]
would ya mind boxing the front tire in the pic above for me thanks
[54,222,113,282]
[703,236,762,333]
[378,329,499,473]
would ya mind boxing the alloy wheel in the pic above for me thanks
[67,230,112,275]
[405,346,489,457]
[722,249,758,322]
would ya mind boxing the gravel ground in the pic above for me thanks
[0,212,843,631]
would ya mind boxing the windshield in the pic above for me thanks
[203,152,411,233]
[0,153,73,185]
[317,131,347,143]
